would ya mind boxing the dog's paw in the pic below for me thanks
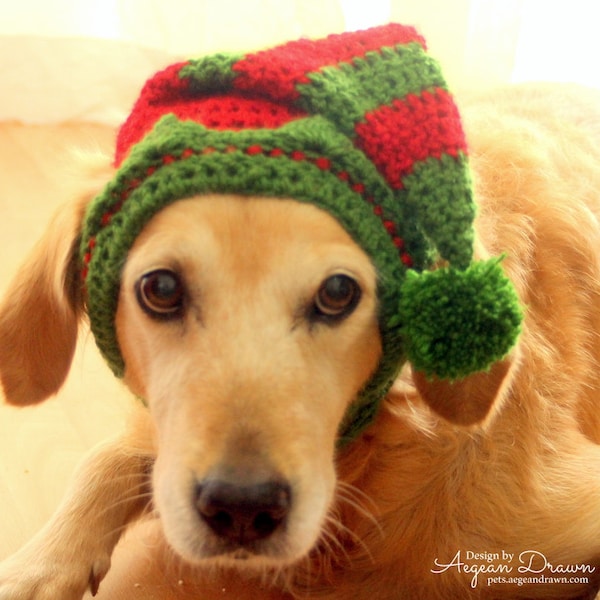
[0,553,110,600]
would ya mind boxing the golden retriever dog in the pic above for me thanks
[2,33,600,600]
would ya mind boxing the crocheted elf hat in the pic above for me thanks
[80,23,522,442]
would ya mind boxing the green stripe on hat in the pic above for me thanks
[401,153,475,269]
[179,53,244,93]
[296,43,447,136]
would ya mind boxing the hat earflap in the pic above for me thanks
[397,258,522,381]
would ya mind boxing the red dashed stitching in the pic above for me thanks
[83,145,413,281]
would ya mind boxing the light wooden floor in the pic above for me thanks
[0,122,132,560]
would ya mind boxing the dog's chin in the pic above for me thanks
[165,526,317,570]
[202,546,303,570]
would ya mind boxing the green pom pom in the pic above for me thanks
[398,258,522,380]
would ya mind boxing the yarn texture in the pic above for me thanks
[80,23,522,444]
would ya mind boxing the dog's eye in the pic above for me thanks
[136,269,185,319]
[313,274,361,321]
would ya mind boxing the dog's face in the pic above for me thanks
[115,194,382,566]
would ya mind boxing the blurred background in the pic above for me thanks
[1,0,599,125]
[0,0,599,581]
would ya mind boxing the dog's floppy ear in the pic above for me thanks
[0,199,87,404]
[412,357,515,426]
[0,160,112,405]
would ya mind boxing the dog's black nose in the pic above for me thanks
[195,479,291,545]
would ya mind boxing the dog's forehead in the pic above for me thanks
[126,193,376,276]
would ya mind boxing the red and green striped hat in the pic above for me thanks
[81,23,521,442]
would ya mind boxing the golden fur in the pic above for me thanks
[1,84,600,599]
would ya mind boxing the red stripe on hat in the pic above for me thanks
[115,62,191,165]
[232,23,426,102]
[116,91,305,166]
[354,88,467,189]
